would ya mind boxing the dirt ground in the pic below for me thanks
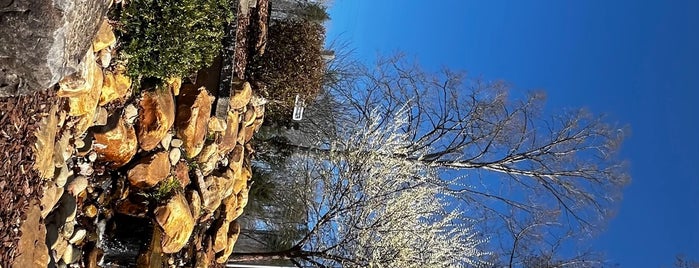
[0,88,58,266]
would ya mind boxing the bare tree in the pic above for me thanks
[261,54,630,264]
[232,107,490,267]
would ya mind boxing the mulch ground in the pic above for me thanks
[0,88,57,266]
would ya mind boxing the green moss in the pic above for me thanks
[118,0,234,80]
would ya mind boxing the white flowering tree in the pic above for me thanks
[257,54,630,265]
[231,107,491,267]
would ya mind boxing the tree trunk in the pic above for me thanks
[228,249,297,262]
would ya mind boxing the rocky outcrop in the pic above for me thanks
[155,193,195,254]
[0,0,111,96]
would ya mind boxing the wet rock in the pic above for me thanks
[84,204,98,218]
[41,183,64,219]
[155,193,195,253]
[93,114,138,167]
[115,198,149,218]
[85,245,104,268]
[77,161,94,176]
[215,221,241,263]
[175,85,214,158]
[127,151,170,188]
[0,0,111,96]
[169,148,181,166]
[229,80,252,110]
[218,111,240,155]
[92,20,116,52]
[67,176,89,197]
[12,201,50,267]
[137,225,166,268]
[138,88,176,151]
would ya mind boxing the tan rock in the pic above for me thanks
[69,229,86,244]
[208,116,227,133]
[93,20,116,52]
[199,174,224,213]
[94,106,109,126]
[52,236,68,259]
[84,204,98,218]
[243,104,256,127]
[243,124,257,143]
[62,243,81,264]
[237,186,250,210]
[197,143,219,176]
[12,201,50,268]
[169,148,181,166]
[161,133,173,150]
[174,161,190,188]
[228,145,244,173]
[93,115,138,168]
[176,85,214,158]
[167,77,182,96]
[222,192,238,222]
[212,219,230,253]
[138,88,176,151]
[57,50,98,98]
[98,47,112,68]
[218,111,240,156]
[54,164,71,188]
[215,221,241,263]
[100,66,132,105]
[137,225,166,268]
[124,103,138,124]
[229,80,252,110]
[33,104,58,179]
[66,176,89,197]
[74,105,97,137]
[40,183,64,219]
[67,63,102,116]
[127,151,170,188]
[186,190,202,221]
[170,138,183,148]
[115,198,149,218]
[155,193,195,254]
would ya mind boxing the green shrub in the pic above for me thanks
[118,0,233,80]
[247,19,326,125]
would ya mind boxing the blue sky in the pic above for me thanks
[327,1,699,267]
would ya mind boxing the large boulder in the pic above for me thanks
[127,151,170,188]
[175,85,214,158]
[93,114,138,168]
[154,193,195,254]
[137,88,175,151]
[0,0,111,96]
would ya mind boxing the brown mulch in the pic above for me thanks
[0,88,57,266]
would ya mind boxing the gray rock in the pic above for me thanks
[0,0,111,96]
